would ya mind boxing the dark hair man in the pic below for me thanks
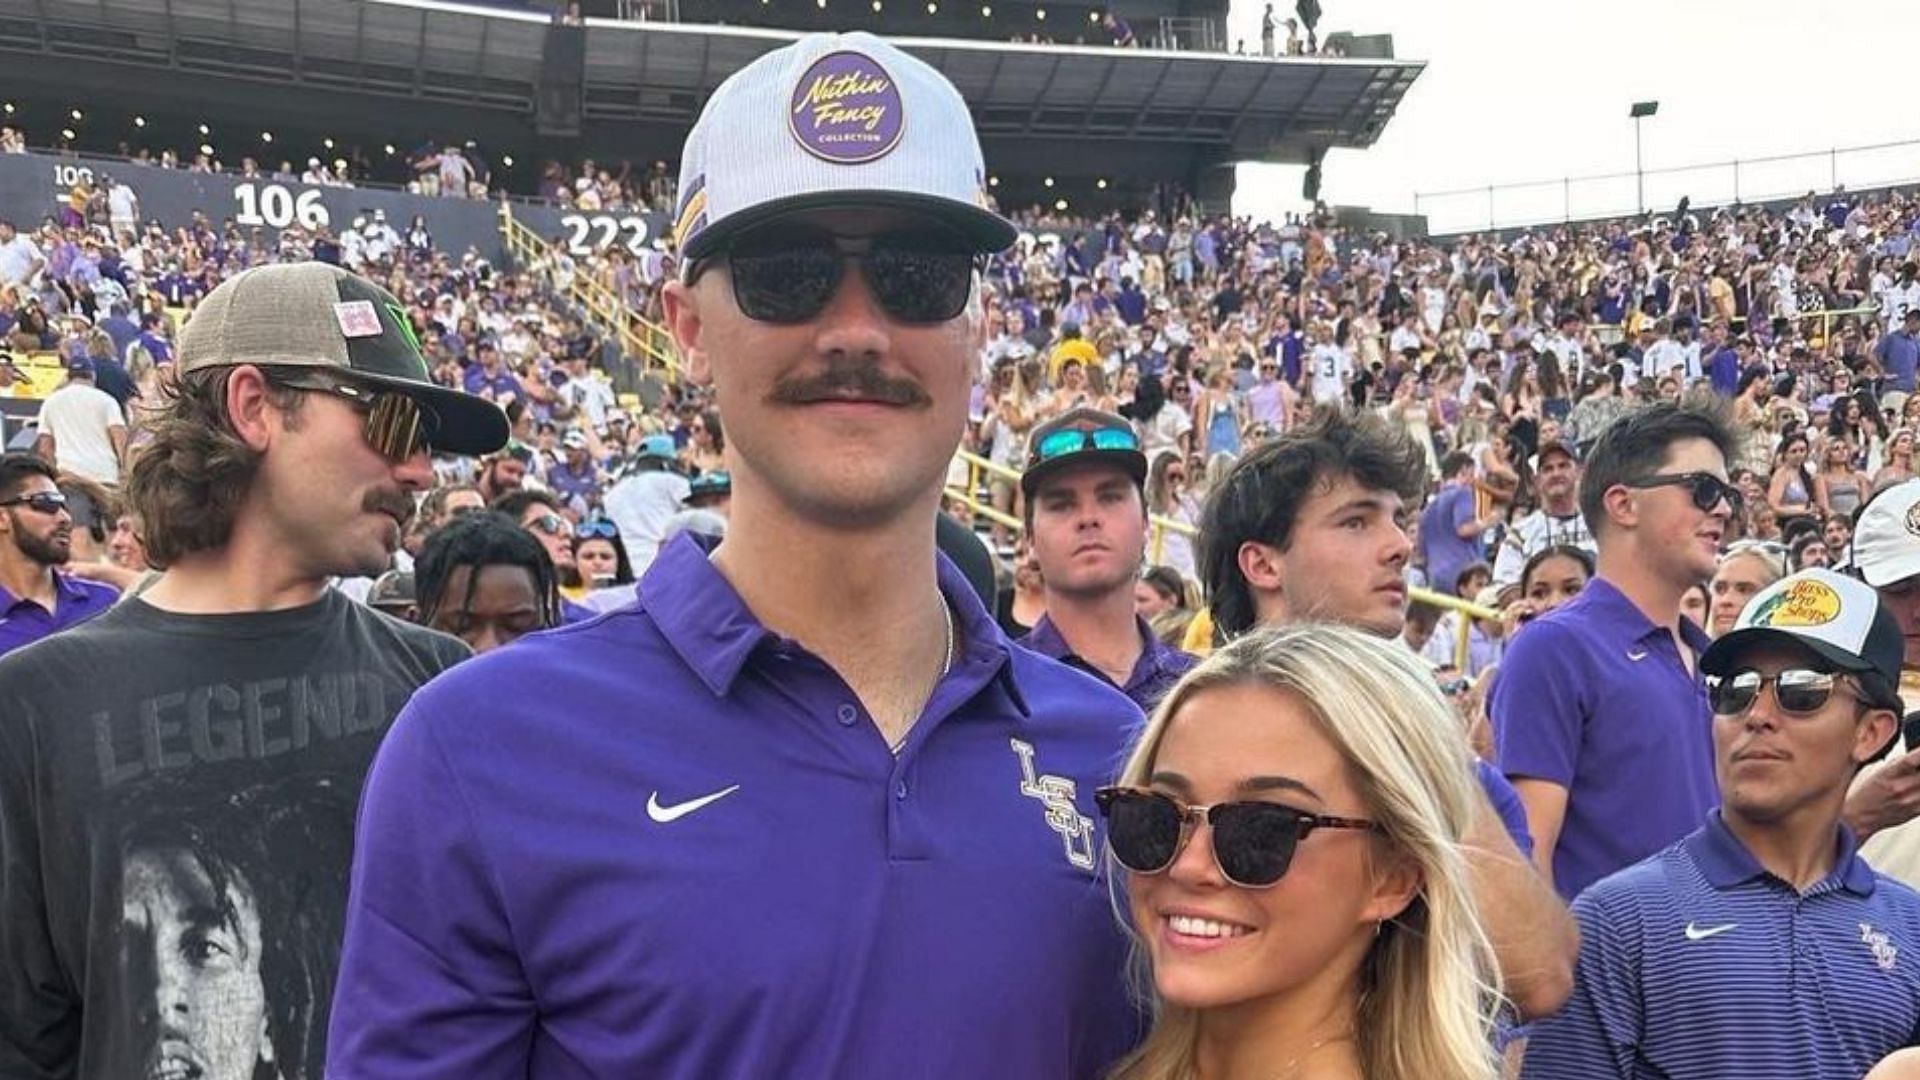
[0,262,505,1077]
[413,511,559,654]
[330,32,1140,1079]
[1524,570,1920,1079]
[1194,404,1578,1019]
[491,488,594,624]
[0,452,116,657]
[1495,402,1739,900]
[1018,407,1194,710]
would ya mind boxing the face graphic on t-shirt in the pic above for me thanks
[121,846,273,1080]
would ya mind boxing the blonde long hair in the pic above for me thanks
[1107,623,1502,1080]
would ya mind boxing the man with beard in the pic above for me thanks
[1018,408,1194,711]
[0,262,505,1078]
[1493,437,1596,587]
[474,443,530,503]
[0,452,115,657]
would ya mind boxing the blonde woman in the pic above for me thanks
[1100,623,1501,1080]
[1874,428,1916,491]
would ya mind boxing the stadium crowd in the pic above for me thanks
[8,26,1920,1080]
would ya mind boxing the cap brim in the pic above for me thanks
[354,372,511,457]
[1700,627,1875,680]
[681,190,1016,265]
[1019,449,1149,497]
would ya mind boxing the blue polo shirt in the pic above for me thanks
[1521,813,1920,1079]
[0,573,117,658]
[1877,330,1920,393]
[328,534,1143,1079]
[1493,577,1718,900]
[1019,612,1196,712]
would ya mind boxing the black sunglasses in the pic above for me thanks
[271,372,438,463]
[0,491,68,515]
[1624,471,1742,516]
[1708,667,1858,716]
[699,225,982,325]
[1094,787,1380,889]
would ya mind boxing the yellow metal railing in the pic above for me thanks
[498,203,683,383]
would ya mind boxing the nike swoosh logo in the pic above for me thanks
[1685,921,1737,940]
[1627,649,1649,661]
[646,785,741,824]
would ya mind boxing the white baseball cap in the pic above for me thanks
[672,32,1013,266]
[1701,568,1904,713]
[1851,479,1920,588]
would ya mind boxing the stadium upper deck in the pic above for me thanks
[0,0,1421,214]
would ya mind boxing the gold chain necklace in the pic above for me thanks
[889,596,954,755]
[1268,1031,1355,1080]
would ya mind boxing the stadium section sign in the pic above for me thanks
[0,152,669,264]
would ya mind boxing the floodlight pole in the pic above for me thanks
[1630,100,1659,217]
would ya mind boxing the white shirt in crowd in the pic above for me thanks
[1308,343,1351,404]
[35,382,126,484]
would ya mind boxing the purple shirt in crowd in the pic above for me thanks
[1418,481,1483,597]
[0,574,117,658]
[1019,612,1197,713]
[1492,577,1718,900]
[327,534,1142,1079]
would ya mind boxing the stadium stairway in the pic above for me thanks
[497,203,683,397]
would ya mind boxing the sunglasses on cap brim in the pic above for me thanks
[693,223,983,325]
[268,371,439,462]
[1094,786,1380,890]
[1033,426,1141,464]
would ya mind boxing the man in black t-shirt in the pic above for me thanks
[0,262,508,1079]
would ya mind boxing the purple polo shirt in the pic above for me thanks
[0,573,117,658]
[1019,612,1198,712]
[328,534,1142,1079]
[1493,577,1717,900]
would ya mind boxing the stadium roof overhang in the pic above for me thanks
[0,0,1419,163]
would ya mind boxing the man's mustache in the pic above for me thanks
[363,489,416,530]
[768,360,931,409]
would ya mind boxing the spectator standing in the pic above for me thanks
[328,34,1140,1078]
[1838,482,1920,886]
[1260,2,1276,55]
[0,453,115,657]
[1522,570,1920,1080]
[1192,405,1577,1019]
[1494,404,1738,899]
[0,262,506,1078]
[1494,438,1595,586]
[0,219,43,288]
[1876,309,1920,395]
[1018,407,1195,711]
[33,357,127,486]
[1420,451,1498,604]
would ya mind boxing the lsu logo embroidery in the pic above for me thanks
[1862,922,1899,971]
[1011,738,1096,871]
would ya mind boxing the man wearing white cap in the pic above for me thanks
[1840,480,1920,885]
[329,33,1140,1079]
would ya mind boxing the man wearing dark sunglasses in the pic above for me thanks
[1495,402,1739,903]
[332,32,1140,1080]
[0,262,507,1080]
[1018,407,1195,711]
[1524,568,1920,1080]
[0,451,115,658]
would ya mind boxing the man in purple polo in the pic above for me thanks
[1495,402,1737,899]
[0,452,114,658]
[1018,407,1195,711]
[328,32,1140,1080]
